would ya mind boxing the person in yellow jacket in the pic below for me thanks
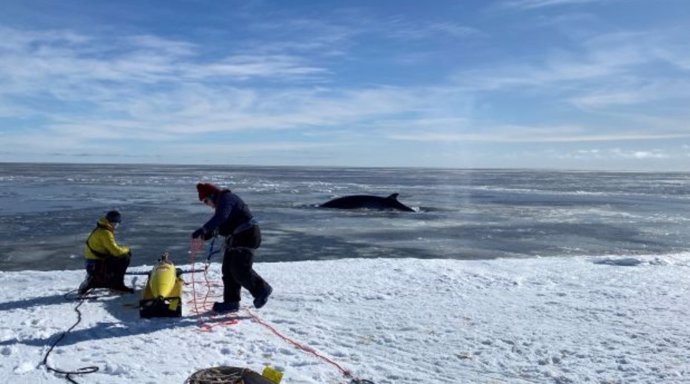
[78,210,134,295]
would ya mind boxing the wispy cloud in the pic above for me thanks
[387,125,690,143]
[190,55,327,80]
[0,23,435,144]
[505,0,613,10]
[381,17,482,41]
[454,33,645,91]
[0,28,326,88]
[0,26,345,138]
[447,26,690,142]
[560,148,670,160]
[570,78,690,109]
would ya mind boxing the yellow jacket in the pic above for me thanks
[84,217,130,260]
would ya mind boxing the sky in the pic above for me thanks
[0,0,689,170]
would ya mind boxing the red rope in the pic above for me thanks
[201,261,215,310]
[189,239,205,317]
[189,239,239,331]
[245,308,352,379]
[189,240,368,382]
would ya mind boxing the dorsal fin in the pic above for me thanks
[386,193,400,200]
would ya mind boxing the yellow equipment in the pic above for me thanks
[262,366,284,383]
[139,253,184,318]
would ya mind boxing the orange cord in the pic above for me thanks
[189,239,239,331]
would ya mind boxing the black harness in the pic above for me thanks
[84,224,111,259]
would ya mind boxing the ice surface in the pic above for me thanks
[1,255,689,383]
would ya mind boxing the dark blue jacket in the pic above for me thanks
[202,190,255,237]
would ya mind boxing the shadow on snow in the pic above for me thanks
[0,288,250,348]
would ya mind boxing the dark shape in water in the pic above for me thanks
[320,193,415,212]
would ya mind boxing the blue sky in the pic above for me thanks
[1,0,689,170]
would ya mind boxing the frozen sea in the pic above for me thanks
[2,163,690,271]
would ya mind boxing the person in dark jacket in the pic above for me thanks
[192,183,272,313]
[78,210,134,295]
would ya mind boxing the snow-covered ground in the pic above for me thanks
[1,255,689,384]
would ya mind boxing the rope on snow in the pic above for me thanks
[246,308,377,384]
[40,291,100,384]
[189,238,376,383]
[189,238,237,331]
[185,366,245,384]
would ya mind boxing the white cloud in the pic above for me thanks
[454,41,637,91]
[196,55,327,80]
[504,0,614,10]
[570,78,690,109]
[0,27,328,96]
[454,29,688,96]
[560,147,670,160]
[381,18,482,41]
[570,89,649,108]
[637,151,666,159]
[387,124,690,144]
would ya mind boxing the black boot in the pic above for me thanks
[78,276,94,295]
[212,301,240,313]
[253,284,273,309]
[110,282,134,294]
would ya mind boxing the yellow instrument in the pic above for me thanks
[262,366,284,383]
[139,253,184,318]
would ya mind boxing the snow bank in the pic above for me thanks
[1,255,689,383]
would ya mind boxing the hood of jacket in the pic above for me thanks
[97,217,115,232]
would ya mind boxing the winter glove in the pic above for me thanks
[192,228,206,239]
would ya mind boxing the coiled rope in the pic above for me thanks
[185,366,258,384]
[40,291,100,384]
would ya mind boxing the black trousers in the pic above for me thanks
[222,225,269,302]
[86,256,130,287]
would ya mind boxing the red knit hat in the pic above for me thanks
[196,183,220,201]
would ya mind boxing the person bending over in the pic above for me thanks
[192,183,272,313]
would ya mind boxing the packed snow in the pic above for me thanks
[1,255,689,384]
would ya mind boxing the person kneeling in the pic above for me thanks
[78,210,134,295]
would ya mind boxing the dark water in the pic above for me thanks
[2,163,690,271]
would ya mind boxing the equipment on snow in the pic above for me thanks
[185,366,277,384]
[261,366,283,383]
[139,252,184,318]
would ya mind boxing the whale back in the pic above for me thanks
[320,193,414,212]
